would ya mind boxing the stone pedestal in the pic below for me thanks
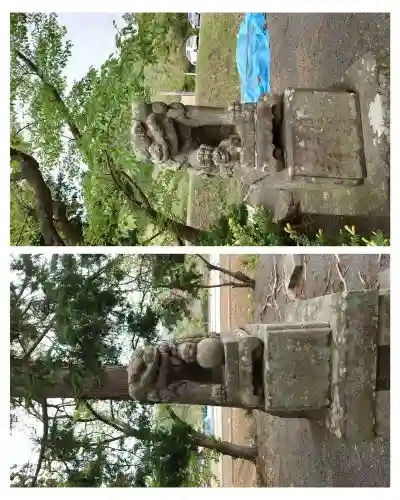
[282,89,365,188]
[253,322,331,412]
[127,289,389,443]
[248,89,366,190]
[252,288,389,442]
[240,51,389,217]
[223,335,263,408]
[209,288,389,442]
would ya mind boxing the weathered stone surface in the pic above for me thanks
[255,99,277,172]
[260,324,331,411]
[378,268,390,290]
[235,103,256,169]
[281,254,303,293]
[283,89,365,185]
[374,390,390,438]
[238,336,263,407]
[196,337,225,368]
[276,290,380,441]
[223,340,240,404]
[377,290,390,346]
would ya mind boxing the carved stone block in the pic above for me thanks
[235,103,256,169]
[223,340,241,404]
[255,99,275,172]
[275,290,380,441]
[237,336,263,407]
[283,89,365,186]
[254,323,331,411]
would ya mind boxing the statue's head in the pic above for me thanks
[177,342,197,363]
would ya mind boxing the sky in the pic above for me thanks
[57,12,126,91]
[10,13,127,471]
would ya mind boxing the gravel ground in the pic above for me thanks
[267,13,390,92]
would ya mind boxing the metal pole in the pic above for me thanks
[156,91,195,97]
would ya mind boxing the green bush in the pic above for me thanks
[201,203,390,247]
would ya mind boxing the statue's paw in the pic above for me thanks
[148,143,163,162]
[132,121,152,149]
[220,164,235,177]
[197,144,215,167]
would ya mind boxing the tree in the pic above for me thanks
[131,254,255,301]
[9,13,211,247]
[10,254,257,487]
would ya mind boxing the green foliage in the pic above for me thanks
[11,254,201,487]
[200,203,291,246]
[134,423,194,487]
[9,13,196,246]
[133,13,193,65]
[284,224,390,247]
[201,203,390,247]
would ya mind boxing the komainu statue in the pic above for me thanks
[127,333,227,405]
[130,100,281,178]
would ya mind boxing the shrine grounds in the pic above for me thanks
[208,254,390,487]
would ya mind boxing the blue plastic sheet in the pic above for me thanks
[236,13,271,103]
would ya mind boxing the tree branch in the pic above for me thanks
[15,50,82,142]
[11,121,35,141]
[10,148,65,246]
[104,152,206,245]
[141,229,165,246]
[195,254,255,289]
[10,148,83,245]
[31,399,49,487]
[24,318,55,359]
[197,282,251,289]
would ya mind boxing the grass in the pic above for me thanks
[189,14,245,228]
[145,13,245,235]
[196,14,242,106]
[190,176,244,229]
[144,44,190,104]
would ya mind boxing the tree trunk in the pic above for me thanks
[137,202,207,245]
[196,255,256,289]
[10,148,84,246]
[11,363,131,401]
[191,434,257,462]
[11,361,258,462]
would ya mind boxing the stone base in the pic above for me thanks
[294,51,390,217]
[249,322,331,412]
[269,290,381,442]
[282,89,366,189]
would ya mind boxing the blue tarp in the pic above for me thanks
[236,13,271,103]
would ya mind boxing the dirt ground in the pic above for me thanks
[218,255,258,487]
[252,254,390,487]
